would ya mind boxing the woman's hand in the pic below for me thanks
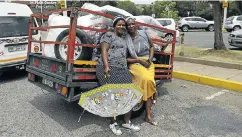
[104,66,110,74]
[139,59,150,68]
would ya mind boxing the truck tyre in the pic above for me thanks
[181,25,189,32]
[54,29,93,61]
[131,101,145,119]
[164,33,173,41]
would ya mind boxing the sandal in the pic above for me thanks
[145,118,158,126]
[152,100,157,104]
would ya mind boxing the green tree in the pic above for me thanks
[116,1,139,15]
[175,1,196,17]
[195,2,213,20]
[152,1,178,20]
[235,1,242,14]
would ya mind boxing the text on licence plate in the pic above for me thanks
[42,78,54,88]
[8,45,26,52]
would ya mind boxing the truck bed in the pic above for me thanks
[26,52,172,102]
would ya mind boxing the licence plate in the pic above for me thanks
[42,78,54,88]
[8,45,26,52]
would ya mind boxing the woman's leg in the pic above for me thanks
[109,117,122,135]
[122,111,140,131]
[145,96,158,126]
[153,92,157,104]
[124,111,132,124]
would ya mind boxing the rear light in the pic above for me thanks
[56,84,68,97]
[51,64,56,72]
[61,87,68,96]
[28,73,35,81]
[34,59,39,67]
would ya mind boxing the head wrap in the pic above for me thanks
[125,16,136,22]
[113,16,125,27]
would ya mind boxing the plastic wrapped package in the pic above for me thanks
[41,3,165,59]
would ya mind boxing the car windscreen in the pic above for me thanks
[0,16,37,38]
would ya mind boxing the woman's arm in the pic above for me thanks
[147,36,154,63]
[127,58,140,64]
[100,42,110,73]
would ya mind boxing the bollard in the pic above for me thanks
[179,32,185,56]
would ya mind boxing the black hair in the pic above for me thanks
[113,16,125,27]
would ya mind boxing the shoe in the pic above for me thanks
[109,122,122,136]
[122,121,140,132]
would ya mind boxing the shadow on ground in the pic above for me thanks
[229,47,242,51]
[0,70,27,84]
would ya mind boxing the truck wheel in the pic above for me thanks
[54,29,93,61]
[131,101,145,119]
[182,25,189,32]
[164,33,173,41]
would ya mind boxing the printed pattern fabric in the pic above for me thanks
[96,65,132,86]
[97,32,128,68]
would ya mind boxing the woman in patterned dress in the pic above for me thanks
[125,17,158,126]
[96,17,140,136]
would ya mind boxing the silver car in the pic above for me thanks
[224,15,242,32]
[228,30,242,48]
[178,16,214,32]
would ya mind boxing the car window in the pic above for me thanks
[157,20,166,26]
[165,20,172,25]
[195,18,206,22]
[157,20,172,26]
[237,16,242,21]
[185,18,194,21]
[0,16,38,38]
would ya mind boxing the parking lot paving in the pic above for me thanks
[1,72,242,137]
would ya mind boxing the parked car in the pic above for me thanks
[156,18,179,41]
[228,29,242,48]
[178,16,214,32]
[224,15,242,32]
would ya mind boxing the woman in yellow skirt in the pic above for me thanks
[125,17,157,126]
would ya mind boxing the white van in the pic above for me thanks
[0,2,40,76]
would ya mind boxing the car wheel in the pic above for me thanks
[208,25,214,31]
[182,25,189,32]
[164,33,173,41]
[233,26,241,31]
[54,29,93,61]
[131,101,145,119]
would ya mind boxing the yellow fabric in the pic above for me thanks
[129,57,156,101]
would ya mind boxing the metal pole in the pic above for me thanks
[41,0,44,25]
[179,33,184,56]
[223,7,227,29]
